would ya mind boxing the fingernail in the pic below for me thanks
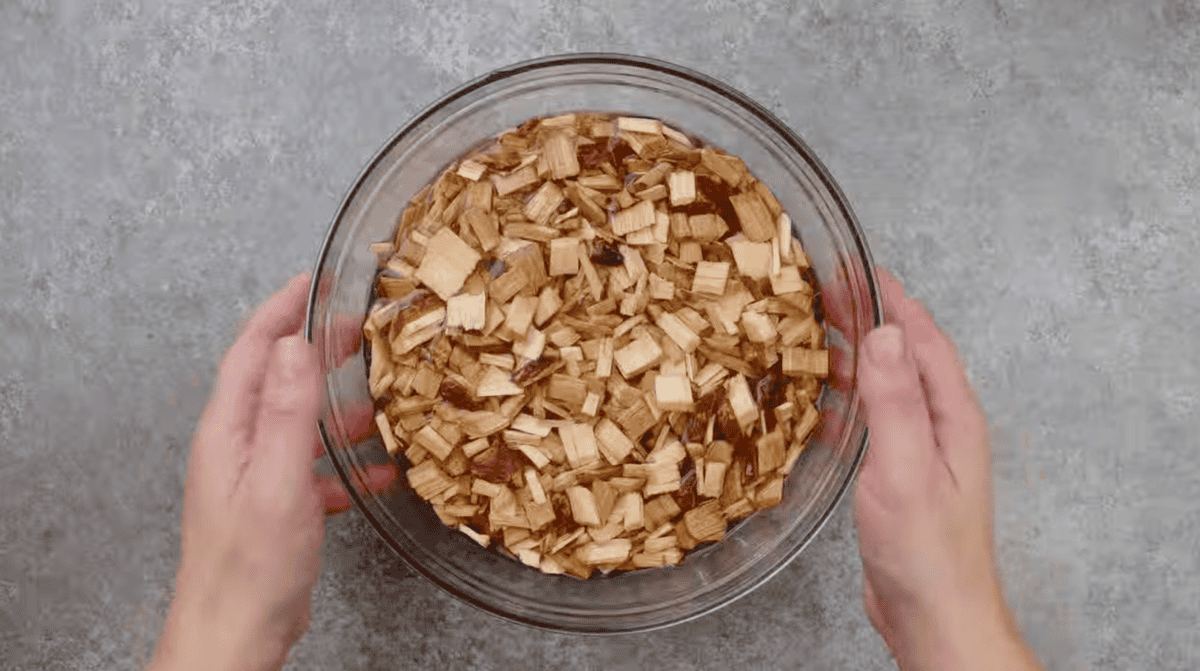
[866,325,905,366]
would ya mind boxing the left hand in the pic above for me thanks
[151,274,396,671]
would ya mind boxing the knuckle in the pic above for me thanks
[868,376,926,414]
[262,379,308,414]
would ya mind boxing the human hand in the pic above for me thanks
[854,271,1040,671]
[151,274,396,671]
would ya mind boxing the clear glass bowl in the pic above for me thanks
[305,54,881,634]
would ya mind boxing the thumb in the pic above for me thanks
[253,336,323,484]
[857,325,937,497]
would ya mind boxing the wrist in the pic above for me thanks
[908,589,1040,671]
[151,589,290,671]
[930,597,1015,670]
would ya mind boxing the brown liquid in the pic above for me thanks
[694,176,741,232]
[683,390,721,443]
[672,458,700,512]
[577,140,611,170]
[752,365,788,432]
[439,379,486,411]
[609,139,636,166]
[589,239,625,267]
[471,443,524,484]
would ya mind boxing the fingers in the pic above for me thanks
[209,274,312,439]
[856,325,938,497]
[328,314,365,366]
[890,297,989,486]
[318,477,352,514]
[875,269,908,323]
[869,268,989,487]
[310,403,377,460]
[308,272,363,365]
[252,336,324,491]
[318,464,399,514]
[817,265,876,343]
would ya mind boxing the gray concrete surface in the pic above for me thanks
[2,1,1198,669]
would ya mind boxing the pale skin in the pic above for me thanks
[150,271,1041,671]
[856,271,1042,671]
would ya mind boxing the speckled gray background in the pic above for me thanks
[2,0,1198,669]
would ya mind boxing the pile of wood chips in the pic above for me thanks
[364,112,829,579]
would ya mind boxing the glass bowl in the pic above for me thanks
[305,54,881,634]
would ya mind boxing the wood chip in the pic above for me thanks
[458,524,491,547]
[681,500,725,542]
[756,429,786,474]
[376,412,400,456]
[412,425,455,461]
[559,423,601,469]
[795,400,819,444]
[407,461,456,500]
[415,228,482,300]
[643,495,681,531]
[457,159,487,181]
[727,234,773,279]
[549,237,580,276]
[445,292,486,330]
[500,295,539,341]
[648,273,675,300]
[518,444,551,471]
[613,333,663,379]
[729,191,776,243]
[524,181,565,227]
[678,241,703,264]
[512,327,547,364]
[726,374,758,433]
[783,348,829,378]
[479,352,515,370]
[615,400,657,441]
[770,265,806,295]
[655,311,701,353]
[548,374,589,407]
[543,131,580,180]
[534,285,563,327]
[582,391,602,416]
[654,374,694,412]
[564,182,607,225]
[741,311,777,344]
[699,461,726,499]
[493,164,539,196]
[667,169,696,207]
[567,485,602,526]
[594,336,615,378]
[617,117,662,134]
[687,213,726,242]
[612,199,656,235]
[700,148,747,186]
[477,366,523,396]
[577,538,633,565]
[692,261,730,296]
[755,476,784,509]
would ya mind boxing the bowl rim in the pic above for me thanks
[305,52,881,634]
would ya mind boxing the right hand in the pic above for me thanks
[854,271,1041,671]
